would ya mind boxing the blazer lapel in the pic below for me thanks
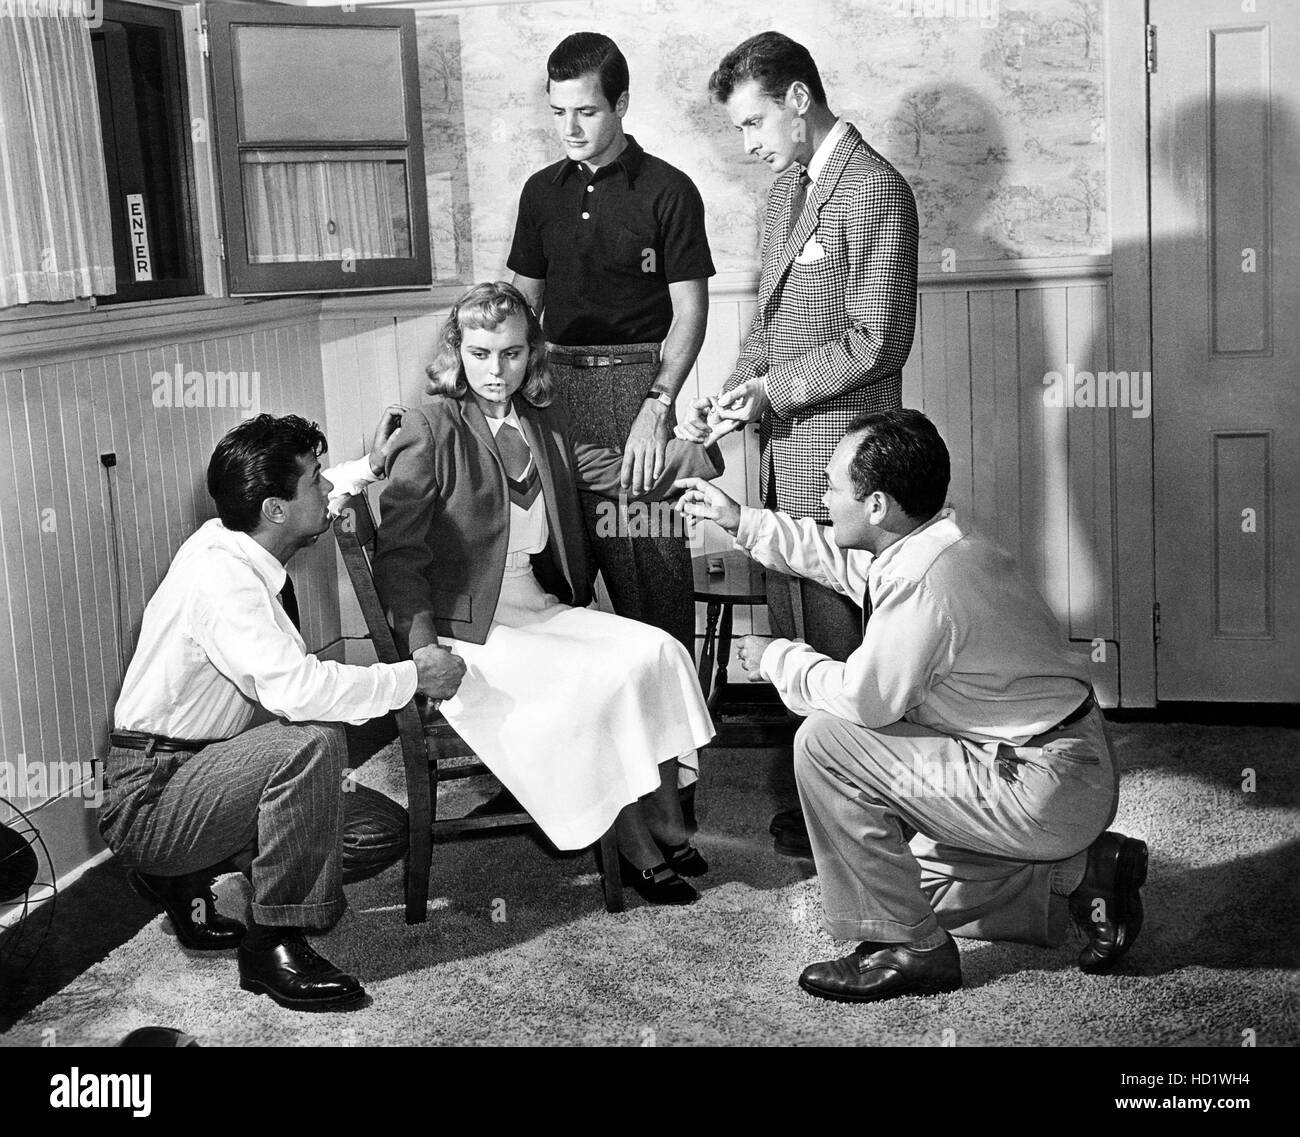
[761,123,865,311]
[514,402,573,580]
[462,397,505,478]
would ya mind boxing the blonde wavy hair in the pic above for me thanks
[426,281,554,407]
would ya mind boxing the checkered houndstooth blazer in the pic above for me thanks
[723,123,919,520]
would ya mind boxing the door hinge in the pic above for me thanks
[1152,601,1161,645]
[216,234,226,262]
[197,21,210,58]
[1145,24,1157,74]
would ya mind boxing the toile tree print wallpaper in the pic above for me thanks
[416,0,1106,284]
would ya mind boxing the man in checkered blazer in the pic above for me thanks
[688,32,918,853]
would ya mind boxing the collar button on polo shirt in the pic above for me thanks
[506,134,715,347]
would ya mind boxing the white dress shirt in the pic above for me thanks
[113,457,416,739]
[735,506,1090,749]
[806,117,849,184]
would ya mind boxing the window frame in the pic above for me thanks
[90,0,203,305]
[205,1,433,297]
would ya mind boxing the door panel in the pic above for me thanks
[1150,1,1299,699]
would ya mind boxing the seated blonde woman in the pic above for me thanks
[373,282,722,903]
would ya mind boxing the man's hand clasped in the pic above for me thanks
[368,404,408,477]
[674,378,769,447]
[412,643,467,702]
[736,635,774,682]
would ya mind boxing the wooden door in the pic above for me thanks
[1150,0,1300,700]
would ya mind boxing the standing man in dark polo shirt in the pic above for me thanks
[509,32,715,658]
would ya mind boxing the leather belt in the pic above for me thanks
[110,730,222,754]
[550,350,658,368]
[1051,691,1096,733]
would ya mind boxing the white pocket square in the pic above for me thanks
[795,239,826,264]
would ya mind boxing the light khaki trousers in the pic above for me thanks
[795,707,1118,946]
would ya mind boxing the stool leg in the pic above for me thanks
[715,601,735,704]
[698,600,721,701]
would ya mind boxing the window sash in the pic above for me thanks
[206,2,431,296]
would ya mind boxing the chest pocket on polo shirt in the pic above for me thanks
[613,225,658,276]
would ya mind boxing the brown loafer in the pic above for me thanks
[799,937,962,1003]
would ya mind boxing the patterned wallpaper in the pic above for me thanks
[416,0,1106,282]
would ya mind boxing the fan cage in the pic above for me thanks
[0,799,59,976]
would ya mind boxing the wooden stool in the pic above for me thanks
[693,551,796,747]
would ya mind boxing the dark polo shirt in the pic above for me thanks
[507,135,715,347]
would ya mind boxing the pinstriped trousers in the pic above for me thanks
[549,345,696,656]
[98,721,349,929]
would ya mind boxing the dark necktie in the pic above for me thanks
[496,421,541,509]
[788,169,811,237]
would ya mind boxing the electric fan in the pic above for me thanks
[0,797,57,975]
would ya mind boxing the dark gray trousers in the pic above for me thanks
[550,343,696,656]
[98,721,348,929]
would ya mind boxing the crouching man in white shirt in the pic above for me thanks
[676,408,1148,1004]
[101,408,463,1012]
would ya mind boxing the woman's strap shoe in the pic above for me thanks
[655,840,709,877]
[619,857,698,905]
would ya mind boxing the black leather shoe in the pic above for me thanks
[769,806,805,837]
[238,934,366,1012]
[1069,830,1148,974]
[773,821,813,859]
[655,839,709,877]
[798,937,962,1003]
[467,786,524,817]
[619,857,698,905]
[128,869,245,951]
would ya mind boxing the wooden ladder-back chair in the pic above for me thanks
[332,492,623,923]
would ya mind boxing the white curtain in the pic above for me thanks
[242,160,401,263]
[0,1,115,307]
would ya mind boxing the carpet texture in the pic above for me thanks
[3,717,1297,1047]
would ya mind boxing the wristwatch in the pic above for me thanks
[645,388,673,407]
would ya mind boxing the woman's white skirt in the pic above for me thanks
[437,562,715,849]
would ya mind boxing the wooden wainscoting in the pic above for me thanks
[0,299,338,881]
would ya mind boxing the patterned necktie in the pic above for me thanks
[496,421,541,509]
[788,169,811,237]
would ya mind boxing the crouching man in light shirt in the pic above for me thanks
[676,408,1148,1004]
[101,408,463,1013]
